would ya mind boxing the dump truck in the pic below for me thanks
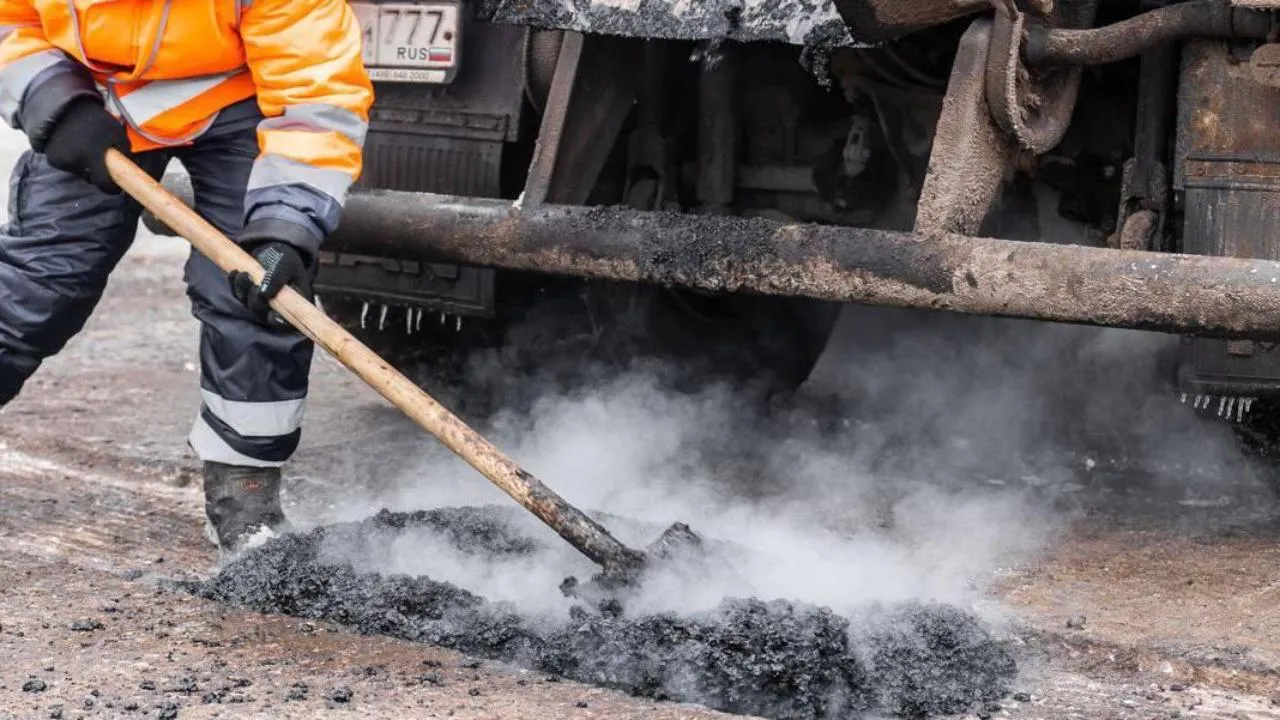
[144,0,1280,487]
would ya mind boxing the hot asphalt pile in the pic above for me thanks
[182,507,1016,719]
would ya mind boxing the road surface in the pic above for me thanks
[1,124,1279,719]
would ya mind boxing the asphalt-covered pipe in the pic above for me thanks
[1025,0,1272,66]
[144,175,1280,339]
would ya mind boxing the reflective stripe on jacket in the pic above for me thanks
[0,0,373,252]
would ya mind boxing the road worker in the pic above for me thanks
[0,0,374,555]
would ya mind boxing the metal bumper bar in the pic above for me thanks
[145,175,1280,339]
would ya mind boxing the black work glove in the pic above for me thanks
[229,241,315,329]
[42,98,130,194]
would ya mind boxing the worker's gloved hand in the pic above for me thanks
[228,239,315,329]
[42,98,130,194]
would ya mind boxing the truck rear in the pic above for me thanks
[146,0,1280,487]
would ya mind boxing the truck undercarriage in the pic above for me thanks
[146,0,1280,484]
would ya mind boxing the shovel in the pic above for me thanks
[106,149,730,606]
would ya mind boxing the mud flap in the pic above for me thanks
[1175,39,1280,414]
[340,20,528,319]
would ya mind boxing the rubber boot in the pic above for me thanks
[202,461,289,555]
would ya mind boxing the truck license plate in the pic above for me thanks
[350,1,461,84]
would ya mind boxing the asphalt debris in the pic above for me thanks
[328,686,353,704]
[22,678,47,693]
[183,507,1016,720]
[70,619,104,632]
[169,676,198,693]
[855,604,1018,718]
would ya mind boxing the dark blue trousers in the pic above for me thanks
[0,107,313,466]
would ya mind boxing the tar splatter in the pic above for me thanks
[799,19,852,85]
[180,507,1015,720]
[477,0,856,87]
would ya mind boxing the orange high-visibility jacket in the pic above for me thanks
[0,0,373,252]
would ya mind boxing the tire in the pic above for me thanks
[640,286,840,395]
[535,277,839,397]
[317,276,840,404]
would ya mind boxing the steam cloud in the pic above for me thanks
[301,299,1252,628]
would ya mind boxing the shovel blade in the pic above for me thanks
[560,521,755,616]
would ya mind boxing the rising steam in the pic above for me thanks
[303,298,1252,625]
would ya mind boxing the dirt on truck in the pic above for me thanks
[22,0,1280,717]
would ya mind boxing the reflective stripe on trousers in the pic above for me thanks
[0,106,313,467]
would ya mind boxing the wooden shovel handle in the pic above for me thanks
[106,149,644,572]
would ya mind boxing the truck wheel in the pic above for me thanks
[486,278,840,397]
[641,287,840,395]
[315,279,840,402]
